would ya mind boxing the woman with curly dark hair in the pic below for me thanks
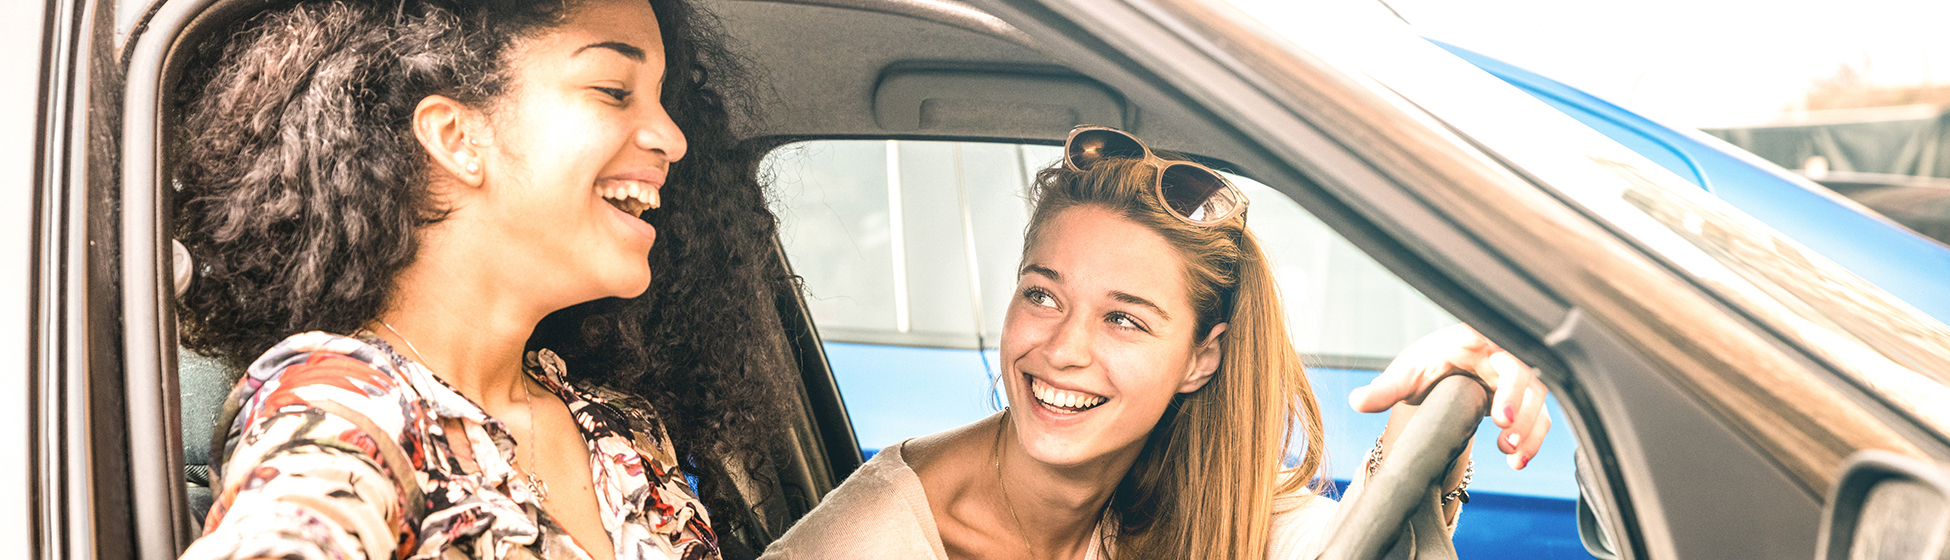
[172,0,792,558]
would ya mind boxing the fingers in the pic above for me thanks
[1498,376,1546,453]
[1352,335,1436,413]
[1360,323,1559,471]
[1486,351,1531,428]
[1350,362,1423,413]
[1352,325,1483,413]
[1507,405,1552,470]
[1486,349,1552,470]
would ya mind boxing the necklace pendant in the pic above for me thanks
[526,472,550,502]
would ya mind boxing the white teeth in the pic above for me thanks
[597,180,662,214]
[1030,377,1106,411]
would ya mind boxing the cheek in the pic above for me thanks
[504,98,623,173]
[1104,345,1195,404]
[997,302,1041,360]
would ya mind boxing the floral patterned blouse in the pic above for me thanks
[180,331,720,560]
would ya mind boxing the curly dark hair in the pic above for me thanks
[170,0,793,543]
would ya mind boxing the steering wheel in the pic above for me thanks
[1316,374,1490,560]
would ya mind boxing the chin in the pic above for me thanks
[614,274,653,300]
[1013,417,1115,468]
[1018,437,1092,468]
[593,263,654,301]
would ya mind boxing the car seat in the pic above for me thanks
[178,349,230,527]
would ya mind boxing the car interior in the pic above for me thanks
[156,0,1478,556]
[91,0,1946,559]
[126,0,1610,558]
[153,0,1191,554]
[162,0,1298,510]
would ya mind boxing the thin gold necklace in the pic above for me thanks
[993,410,1036,558]
[377,320,549,502]
[517,381,550,502]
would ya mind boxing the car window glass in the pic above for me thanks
[766,139,1590,557]
[766,140,1458,364]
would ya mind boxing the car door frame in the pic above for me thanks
[25,0,168,557]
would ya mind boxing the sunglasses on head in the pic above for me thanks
[1063,125,1249,226]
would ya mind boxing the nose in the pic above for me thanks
[635,101,688,164]
[1041,312,1094,370]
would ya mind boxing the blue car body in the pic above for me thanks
[820,42,1950,560]
[1433,40,1950,325]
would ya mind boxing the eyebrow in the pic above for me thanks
[574,41,646,62]
[1110,291,1172,321]
[1020,264,1060,281]
[1021,264,1173,321]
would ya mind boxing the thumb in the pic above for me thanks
[1350,364,1424,413]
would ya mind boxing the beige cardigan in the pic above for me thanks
[758,442,1343,560]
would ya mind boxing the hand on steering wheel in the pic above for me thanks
[1348,323,1552,470]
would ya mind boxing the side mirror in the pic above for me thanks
[1815,450,1950,560]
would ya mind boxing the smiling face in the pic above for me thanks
[1001,205,1223,469]
[466,0,685,306]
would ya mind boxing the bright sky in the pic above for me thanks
[1381,0,1950,127]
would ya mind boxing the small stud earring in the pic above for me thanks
[465,161,480,174]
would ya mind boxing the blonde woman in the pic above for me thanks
[760,126,1551,559]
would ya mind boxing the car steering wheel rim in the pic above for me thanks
[1317,374,1490,560]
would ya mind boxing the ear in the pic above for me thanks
[412,94,489,189]
[1178,322,1227,393]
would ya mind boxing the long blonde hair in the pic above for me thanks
[1022,157,1328,559]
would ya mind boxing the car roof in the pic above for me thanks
[1440,39,1950,324]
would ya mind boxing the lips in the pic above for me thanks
[593,170,664,246]
[1029,375,1108,413]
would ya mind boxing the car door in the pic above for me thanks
[16,0,167,557]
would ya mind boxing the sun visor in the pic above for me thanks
[872,65,1130,135]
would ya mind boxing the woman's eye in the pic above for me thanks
[595,87,634,103]
[1023,288,1057,308]
[1106,312,1144,331]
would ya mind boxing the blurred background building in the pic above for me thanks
[1380,0,1950,244]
